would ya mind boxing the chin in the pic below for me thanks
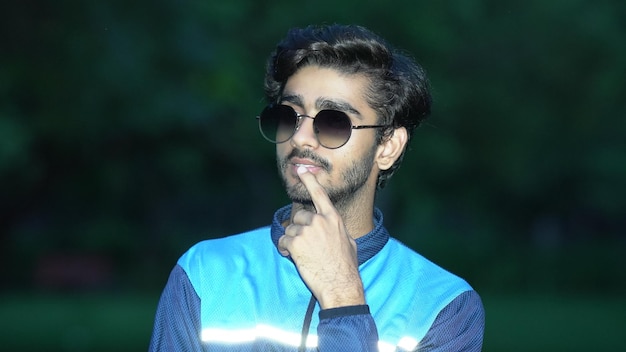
[286,186,312,204]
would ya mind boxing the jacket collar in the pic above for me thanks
[270,205,390,265]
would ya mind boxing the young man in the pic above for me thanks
[150,24,484,351]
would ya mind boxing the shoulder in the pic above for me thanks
[364,237,481,346]
[379,237,473,291]
[180,226,271,259]
[366,237,473,306]
[176,226,274,277]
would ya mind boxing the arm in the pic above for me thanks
[149,265,204,352]
[417,290,485,352]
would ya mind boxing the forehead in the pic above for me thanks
[281,65,371,112]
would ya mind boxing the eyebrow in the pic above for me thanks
[280,94,363,119]
[279,94,304,108]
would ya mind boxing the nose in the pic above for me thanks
[290,115,320,149]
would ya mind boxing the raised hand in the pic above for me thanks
[278,166,365,309]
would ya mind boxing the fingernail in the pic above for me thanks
[297,165,308,174]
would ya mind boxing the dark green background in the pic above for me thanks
[1,0,625,350]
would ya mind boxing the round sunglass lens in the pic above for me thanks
[259,105,297,143]
[315,110,352,148]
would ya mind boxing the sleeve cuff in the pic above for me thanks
[319,304,370,320]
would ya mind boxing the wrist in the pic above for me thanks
[318,284,365,309]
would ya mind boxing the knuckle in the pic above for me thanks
[285,224,297,237]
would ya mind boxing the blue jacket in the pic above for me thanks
[149,206,484,351]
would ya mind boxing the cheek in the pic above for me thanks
[276,144,289,159]
[343,134,378,158]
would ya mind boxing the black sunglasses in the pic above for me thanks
[257,104,390,149]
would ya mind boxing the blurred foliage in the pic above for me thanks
[1,0,625,294]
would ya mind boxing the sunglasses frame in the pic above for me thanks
[257,104,391,149]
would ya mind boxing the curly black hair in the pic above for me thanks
[264,24,432,189]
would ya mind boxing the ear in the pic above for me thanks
[375,127,408,171]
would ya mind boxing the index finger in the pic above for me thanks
[297,165,333,214]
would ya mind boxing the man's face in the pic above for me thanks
[276,65,381,208]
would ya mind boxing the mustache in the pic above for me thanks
[280,148,331,171]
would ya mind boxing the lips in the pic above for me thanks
[290,158,323,174]
[291,157,320,167]
[282,149,330,176]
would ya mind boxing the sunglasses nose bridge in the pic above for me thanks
[291,113,320,148]
[294,113,321,137]
[293,113,306,132]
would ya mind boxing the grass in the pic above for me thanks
[0,291,624,351]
